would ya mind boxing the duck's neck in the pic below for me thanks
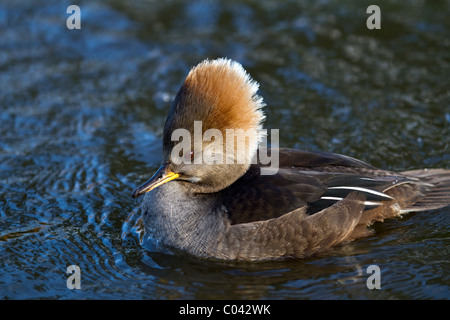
[141,181,229,257]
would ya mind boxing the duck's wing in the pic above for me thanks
[222,148,419,225]
[222,192,367,260]
[219,150,450,260]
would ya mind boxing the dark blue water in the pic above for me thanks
[0,0,449,299]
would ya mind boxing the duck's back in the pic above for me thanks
[222,148,450,226]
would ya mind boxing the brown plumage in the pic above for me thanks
[132,58,450,261]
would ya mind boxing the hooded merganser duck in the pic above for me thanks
[132,58,450,261]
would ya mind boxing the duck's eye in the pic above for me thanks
[183,150,194,162]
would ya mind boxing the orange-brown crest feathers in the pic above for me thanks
[164,58,266,164]
[183,58,265,134]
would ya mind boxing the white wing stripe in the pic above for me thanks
[320,196,343,201]
[327,186,394,199]
[320,196,382,207]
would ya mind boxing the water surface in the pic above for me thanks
[0,0,449,299]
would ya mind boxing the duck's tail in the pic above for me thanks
[347,168,450,240]
[400,169,450,212]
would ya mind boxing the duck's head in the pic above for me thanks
[132,58,266,197]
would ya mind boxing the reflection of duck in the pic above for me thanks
[132,58,450,261]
